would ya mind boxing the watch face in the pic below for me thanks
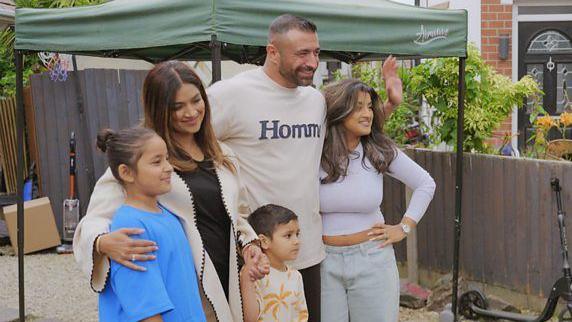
[402,223,410,234]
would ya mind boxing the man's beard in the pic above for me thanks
[279,63,315,87]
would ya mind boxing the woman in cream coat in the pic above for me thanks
[73,61,265,322]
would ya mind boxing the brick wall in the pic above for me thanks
[482,0,514,148]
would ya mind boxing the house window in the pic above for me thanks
[557,63,572,112]
[527,30,572,54]
[526,64,544,114]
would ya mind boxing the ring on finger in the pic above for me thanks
[131,254,136,262]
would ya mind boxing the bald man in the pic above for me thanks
[208,14,402,321]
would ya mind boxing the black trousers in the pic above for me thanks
[299,263,321,322]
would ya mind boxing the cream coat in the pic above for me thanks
[73,147,257,322]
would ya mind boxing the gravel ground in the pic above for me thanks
[0,246,97,321]
[0,245,447,322]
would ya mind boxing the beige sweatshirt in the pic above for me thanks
[208,68,326,269]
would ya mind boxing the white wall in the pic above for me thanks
[426,0,482,50]
[74,56,154,71]
[74,56,254,77]
[0,4,14,29]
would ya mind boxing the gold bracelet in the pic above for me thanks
[95,235,102,255]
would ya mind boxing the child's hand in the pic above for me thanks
[240,263,261,322]
[256,255,270,281]
[243,244,270,281]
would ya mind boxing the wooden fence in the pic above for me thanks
[0,96,20,194]
[30,69,148,232]
[382,150,572,298]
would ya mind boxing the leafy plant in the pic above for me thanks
[0,26,41,98]
[408,44,543,153]
[558,112,572,139]
[525,112,572,159]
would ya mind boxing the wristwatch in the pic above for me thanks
[400,223,411,235]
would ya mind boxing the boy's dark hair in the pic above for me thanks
[248,204,298,238]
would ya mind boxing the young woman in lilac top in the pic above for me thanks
[319,79,436,322]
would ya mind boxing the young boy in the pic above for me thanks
[241,204,308,322]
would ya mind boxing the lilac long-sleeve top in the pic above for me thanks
[319,143,436,236]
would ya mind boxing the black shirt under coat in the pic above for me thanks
[177,160,231,299]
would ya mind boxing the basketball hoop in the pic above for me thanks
[38,52,72,82]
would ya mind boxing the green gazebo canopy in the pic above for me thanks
[15,0,467,63]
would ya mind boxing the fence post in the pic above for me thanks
[15,49,26,322]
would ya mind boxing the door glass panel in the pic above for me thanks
[527,30,572,54]
[557,63,572,113]
[526,64,544,113]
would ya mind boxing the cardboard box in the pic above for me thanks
[2,197,61,255]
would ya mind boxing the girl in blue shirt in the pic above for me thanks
[96,127,206,322]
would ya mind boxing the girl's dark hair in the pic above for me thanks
[248,204,298,238]
[321,79,397,184]
[142,61,234,173]
[96,127,158,183]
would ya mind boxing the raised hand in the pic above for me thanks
[381,56,403,110]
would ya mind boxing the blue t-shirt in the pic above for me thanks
[99,205,206,322]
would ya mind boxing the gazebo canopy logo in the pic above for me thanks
[414,25,449,45]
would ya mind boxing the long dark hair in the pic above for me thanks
[321,79,396,184]
[142,61,234,173]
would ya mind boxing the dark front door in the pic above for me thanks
[518,21,572,148]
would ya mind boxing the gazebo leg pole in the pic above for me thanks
[451,56,466,322]
[210,35,222,84]
[15,49,26,322]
